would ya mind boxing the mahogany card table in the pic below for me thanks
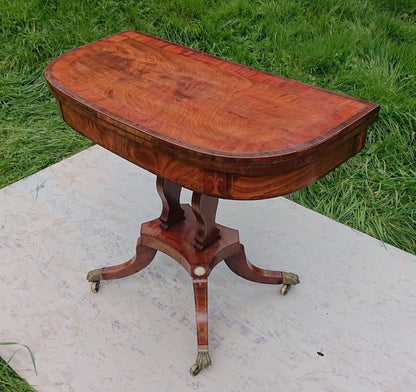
[45,30,379,376]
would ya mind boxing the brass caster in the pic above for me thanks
[280,272,300,295]
[87,268,102,282]
[91,281,100,293]
[190,345,211,376]
[87,268,102,293]
[190,364,201,376]
[280,284,291,296]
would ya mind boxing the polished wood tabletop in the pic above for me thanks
[45,30,379,199]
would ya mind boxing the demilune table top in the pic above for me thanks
[44,30,379,200]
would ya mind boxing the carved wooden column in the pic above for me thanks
[191,192,220,251]
[157,177,185,230]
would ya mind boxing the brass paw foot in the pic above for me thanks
[190,345,211,376]
[280,272,300,296]
[87,268,103,293]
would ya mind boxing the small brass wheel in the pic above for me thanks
[190,364,201,376]
[280,284,291,296]
[280,272,300,295]
[91,281,100,293]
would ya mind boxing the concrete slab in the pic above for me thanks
[1,145,415,392]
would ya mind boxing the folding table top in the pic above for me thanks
[45,30,379,199]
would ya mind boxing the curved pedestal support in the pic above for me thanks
[225,244,284,284]
[85,178,300,375]
[224,245,299,295]
[86,239,156,292]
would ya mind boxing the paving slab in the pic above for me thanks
[1,145,415,392]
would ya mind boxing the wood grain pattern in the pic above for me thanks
[45,30,379,200]
[49,32,378,373]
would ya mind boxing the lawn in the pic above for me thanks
[1,0,415,389]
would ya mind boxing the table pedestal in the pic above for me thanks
[86,177,300,375]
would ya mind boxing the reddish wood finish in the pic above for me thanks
[94,202,288,355]
[140,205,240,277]
[101,239,156,280]
[156,176,185,229]
[191,193,220,251]
[48,32,380,372]
[45,30,379,200]
[225,245,283,284]
[193,278,208,346]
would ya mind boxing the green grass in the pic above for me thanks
[0,358,36,392]
[1,0,415,388]
[0,343,37,392]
